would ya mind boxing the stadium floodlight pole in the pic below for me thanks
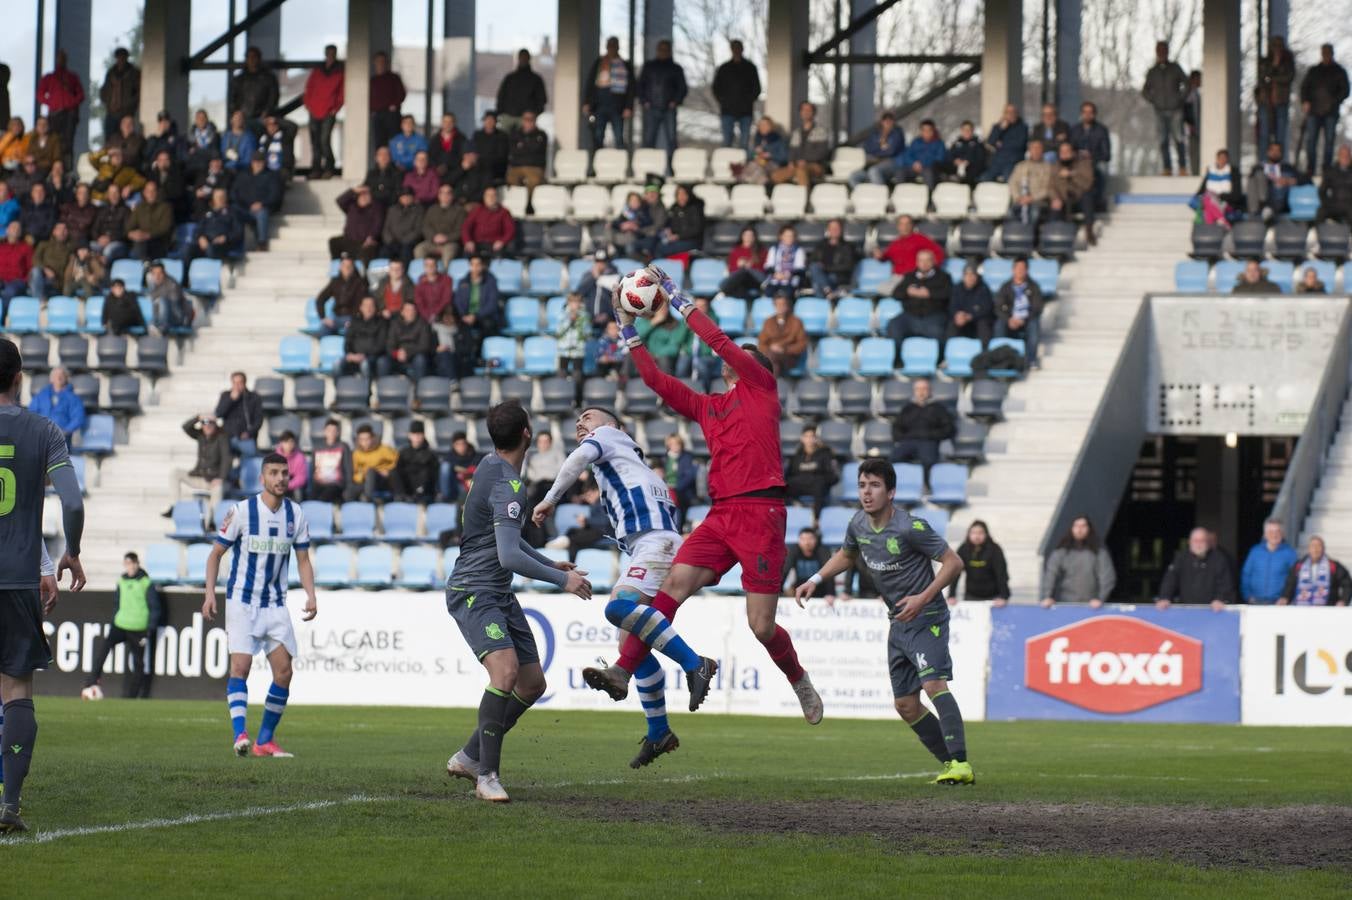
[425,0,434,137]
[33,0,46,125]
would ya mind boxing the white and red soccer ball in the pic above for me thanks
[616,269,669,319]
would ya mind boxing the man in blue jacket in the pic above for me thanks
[1240,518,1298,604]
[850,112,905,187]
[896,119,949,191]
[28,365,85,445]
[979,103,1028,183]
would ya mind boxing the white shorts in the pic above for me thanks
[225,599,298,658]
[614,530,682,598]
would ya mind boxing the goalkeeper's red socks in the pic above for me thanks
[616,591,681,674]
[761,625,805,684]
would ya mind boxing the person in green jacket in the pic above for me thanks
[635,304,690,374]
[84,552,162,698]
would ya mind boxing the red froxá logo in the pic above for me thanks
[1024,616,1203,713]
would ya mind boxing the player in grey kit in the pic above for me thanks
[794,458,972,784]
[444,401,592,803]
[0,338,87,832]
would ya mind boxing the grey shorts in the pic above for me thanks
[446,588,540,665]
[887,612,952,698]
[0,588,53,677]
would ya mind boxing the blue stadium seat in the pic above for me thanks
[317,335,345,373]
[313,544,352,587]
[70,455,88,493]
[544,295,567,331]
[834,461,861,501]
[892,463,925,505]
[166,500,206,540]
[928,463,969,506]
[853,258,891,295]
[213,499,234,528]
[76,414,115,455]
[749,296,776,331]
[690,257,724,296]
[943,258,967,283]
[981,257,1012,291]
[81,296,105,333]
[651,257,686,288]
[795,297,830,336]
[45,297,81,334]
[857,337,896,377]
[447,258,469,282]
[900,337,939,377]
[144,543,182,583]
[1288,184,1320,222]
[784,505,814,541]
[1174,260,1210,293]
[875,296,901,325]
[490,258,524,294]
[813,336,853,377]
[522,335,558,375]
[396,545,440,589]
[161,258,185,285]
[480,336,518,374]
[111,259,144,290]
[553,503,589,535]
[834,296,873,336]
[686,505,711,526]
[527,258,564,296]
[424,503,458,541]
[1028,258,1060,296]
[302,501,334,541]
[303,299,333,336]
[1213,260,1245,293]
[707,563,744,594]
[6,298,40,334]
[236,456,263,495]
[912,506,949,537]
[612,257,642,277]
[338,501,377,542]
[134,297,153,335]
[576,548,617,592]
[818,507,853,545]
[567,258,592,291]
[1266,260,1294,293]
[288,550,302,587]
[354,545,394,588]
[985,337,1026,377]
[528,547,572,591]
[366,258,391,283]
[382,502,421,543]
[276,336,313,374]
[184,543,212,585]
[943,337,983,378]
[711,297,748,336]
[504,297,542,336]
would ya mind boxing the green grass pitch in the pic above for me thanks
[7,699,1351,898]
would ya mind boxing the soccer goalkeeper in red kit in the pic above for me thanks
[582,267,824,724]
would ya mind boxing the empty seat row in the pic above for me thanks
[550,146,866,187]
[1192,219,1351,262]
[18,333,171,376]
[810,336,1025,379]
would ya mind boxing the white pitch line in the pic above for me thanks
[539,771,937,788]
[1034,773,1271,784]
[3,794,386,845]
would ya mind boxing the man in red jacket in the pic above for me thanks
[873,214,945,293]
[0,221,34,320]
[304,45,344,178]
[460,185,516,256]
[583,266,824,725]
[37,50,85,168]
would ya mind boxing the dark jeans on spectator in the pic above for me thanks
[341,356,379,380]
[591,94,627,149]
[389,466,438,503]
[239,206,271,248]
[372,111,402,155]
[1306,113,1339,175]
[786,474,832,516]
[1155,108,1187,171]
[642,106,678,158]
[132,237,170,260]
[329,236,381,264]
[456,322,493,376]
[898,164,940,191]
[308,483,345,504]
[345,470,390,501]
[886,311,947,362]
[560,356,585,403]
[721,114,752,150]
[946,316,993,347]
[654,239,699,258]
[97,240,128,261]
[1257,104,1289,159]
[719,269,762,298]
[892,438,940,471]
[377,353,430,381]
[567,526,606,560]
[995,314,1041,364]
[230,437,258,457]
[380,241,418,261]
[807,263,847,296]
[434,349,458,380]
[0,280,26,320]
[50,109,78,167]
[693,355,720,393]
[85,624,155,697]
[309,114,337,173]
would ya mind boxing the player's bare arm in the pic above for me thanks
[202,542,227,621]
[895,548,964,623]
[295,549,319,621]
[795,548,857,607]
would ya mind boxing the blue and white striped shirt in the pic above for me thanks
[215,495,310,608]
[576,425,679,548]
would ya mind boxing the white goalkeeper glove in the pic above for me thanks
[610,284,643,349]
[643,264,689,313]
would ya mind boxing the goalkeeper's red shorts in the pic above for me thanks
[675,497,786,595]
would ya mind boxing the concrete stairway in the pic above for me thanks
[1298,396,1352,546]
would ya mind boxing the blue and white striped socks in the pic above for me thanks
[257,683,289,745]
[227,677,248,737]
[604,596,701,672]
[633,655,669,741]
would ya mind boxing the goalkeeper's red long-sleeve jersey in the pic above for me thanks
[631,306,785,502]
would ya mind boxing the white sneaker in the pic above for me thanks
[447,749,480,782]
[475,772,510,803]
[792,673,824,725]
[545,536,570,549]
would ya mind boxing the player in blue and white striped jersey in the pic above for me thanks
[531,407,717,769]
[204,453,318,759]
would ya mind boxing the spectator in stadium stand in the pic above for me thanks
[687,296,720,391]
[164,413,231,517]
[0,117,28,170]
[231,151,281,251]
[1195,148,1241,225]
[1040,515,1116,607]
[229,46,279,131]
[26,117,61,173]
[390,421,440,503]
[428,112,467,178]
[144,113,185,171]
[461,185,516,257]
[415,255,453,322]
[952,520,1010,605]
[343,295,387,377]
[636,304,690,375]
[348,423,398,501]
[1031,103,1070,162]
[374,257,415,317]
[1301,45,1350,176]
[978,103,1027,183]
[889,377,954,473]
[36,49,83,167]
[712,40,761,150]
[1155,526,1236,610]
[381,189,425,262]
[447,149,488,205]
[45,158,76,206]
[947,263,994,347]
[561,483,613,557]
[784,527,836,599]
[1232,259,1280,294]
[1240,518,1299,604]
[1007,139,1054,228]
[126,179,172,260]
[1318,144,1352,223]
[186,110,220,175]
[63,243,106,299]
[315,254,366,334]
[524,430,564,508]
[303,44,344,179]
[1068,101,1111,210]
[220,111,257,173]
[274,431,308,498]
[873,214,945,294]
[27,365,85,445]
[1296,265,1328,294]
[556,292,588,403]
[807,217,858,299]
[308,419,352,503]
[259,115,295,180]
[9,155,44,205]
[389,114,428,171]
[659,433,697,512]
[101,278,144,334]
[760,224,807,296]
[894,119,949,191]
[757,292,807,376]
[652,183,705,256]
[20,182,56,243]
[28,221,72,300]
[0,220,33,316]
[849,111,905,188]
[89,146,145,201]
[431,305,458,379]
[584,36,635,150]
[495,49,548,135]
[1183,71,1202,171]
[594,320,625,379]
[637,39,688,158]
[944,120,987,185]
[505,110,549,196]
[1279,536,1352,606]
[381,299,435,380]
[994,257,1044,367]
[472,111,510,181]
[886,248,952,350]
[100,47,140,142]
[190,155,232,218]
[445,431,481,499]
[195,187,243,261]
[580,250,618,330]
[783,425,837,516]
[0,183,15,226]
[215,371,264,457]
[1257,34,1296,156]
[146,150,186,221]
[369,51,407,152]
[403,151,440,205]
[771,102,831,188]
[1247,140,1301,217]
[608,189,654,259]
[1143,40,1190,175]
[1050,140,1098,245]
[330,185,385,264]
[415,183,465,264]
[364,145,402,207]
[739,116,787,184]
[452,254,501,375]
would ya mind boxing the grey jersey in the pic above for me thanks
[448,452,526,593]
[0,405,71,588]
[843,509,949,616]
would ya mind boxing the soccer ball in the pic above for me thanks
[80,685,104,701]
[616,269,668,319]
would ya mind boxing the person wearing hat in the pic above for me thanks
[381,187,425,261]
[100,48,141,144]
[165,413,232,522]
[230,150,282,251]
[471,111,509,181]
[389,419,441,504]
[143,111,184,171]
